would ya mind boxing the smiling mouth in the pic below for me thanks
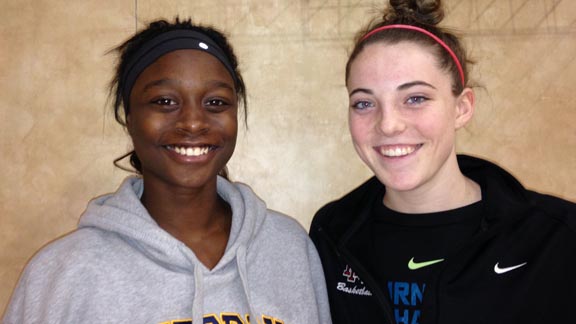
[379,144,422,157]
[166,145,215,157]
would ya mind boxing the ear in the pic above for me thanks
[454,87,475,130]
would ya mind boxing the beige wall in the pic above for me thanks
[1,0,575,313]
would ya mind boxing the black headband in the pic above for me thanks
[120,29,238,107]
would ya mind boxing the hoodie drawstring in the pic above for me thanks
[191,247,258,324]
[236,246,260,324]
[192,264,204,324]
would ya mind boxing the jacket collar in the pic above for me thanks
[321,155,532,246]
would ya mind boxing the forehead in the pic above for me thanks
[348,41,449,87]
[136,49,235,85]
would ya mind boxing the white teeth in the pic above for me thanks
[381,146,416,157]
[170,146,210,157]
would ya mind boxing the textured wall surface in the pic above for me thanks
[1,0,575,313]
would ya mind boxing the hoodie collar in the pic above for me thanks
[78,176,267,272]
[78,176,267,321]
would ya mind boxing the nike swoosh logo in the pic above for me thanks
[494,262,527,274]
[408,257,445,270]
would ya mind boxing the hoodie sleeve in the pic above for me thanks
[3,252,56,323]
[3,271,29,323]
[3,229,115,323]
[307,237,333,324]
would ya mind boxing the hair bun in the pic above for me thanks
[385,0,444,26]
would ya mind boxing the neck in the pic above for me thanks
[140,177,231,240]
[139,176,232,269]
[383,156,481,214]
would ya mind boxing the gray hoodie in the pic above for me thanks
[3,177,331,324]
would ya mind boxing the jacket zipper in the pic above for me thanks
[318,227,397,324]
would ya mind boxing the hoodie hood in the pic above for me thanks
[78,176,266,322]
[79,176,265,272]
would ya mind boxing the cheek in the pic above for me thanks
[129,114,164,144]
[419,113,456,145]
[416,104,453,130]
[349,114,372,145]
[227,115,238,136]
[213,113,238,138]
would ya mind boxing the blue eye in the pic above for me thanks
[351,100,374,110]
[406,96,428,105]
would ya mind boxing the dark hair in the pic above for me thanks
[346,0,471,95]
[109,17,247,176]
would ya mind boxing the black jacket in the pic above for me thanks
[310,155,576,324]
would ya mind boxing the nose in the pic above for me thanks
[377,106,406,136]
[176,101,209,134]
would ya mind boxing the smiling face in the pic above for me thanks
[347,41,474,196]
[127,49,238,192]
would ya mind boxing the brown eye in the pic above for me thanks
[204,98,233,113]
[152,98,177,106]
[205,98,227,106]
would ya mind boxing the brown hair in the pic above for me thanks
[345,0,471,95]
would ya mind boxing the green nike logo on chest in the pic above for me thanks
[408,257,445,270]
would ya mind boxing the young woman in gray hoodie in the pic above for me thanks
[4,18,331,324]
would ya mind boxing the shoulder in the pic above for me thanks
[315,177,382,220]
[311,177,383,233]
[5,228,118,315]
[458,155,576,232]
[260,209,310,242]
[247,210,322,272]
[19,227,128,282]
[527,190,576,232]
[220,177,311,241]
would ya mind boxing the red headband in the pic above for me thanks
[361,24,465,87]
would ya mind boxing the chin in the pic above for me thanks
[375,173,423,193]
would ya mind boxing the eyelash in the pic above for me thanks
[152,97,177,106]
[150,98,231,109]
[205,98,228,106]
[405,95,429,105]
[351,100,374,110]
[350,96,430,113]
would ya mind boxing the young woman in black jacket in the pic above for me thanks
[310,1,576,323]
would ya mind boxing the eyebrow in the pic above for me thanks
[349,88,373,96]
[349,80,437,97]
[206,80,235,92]
[397,80,437,91]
